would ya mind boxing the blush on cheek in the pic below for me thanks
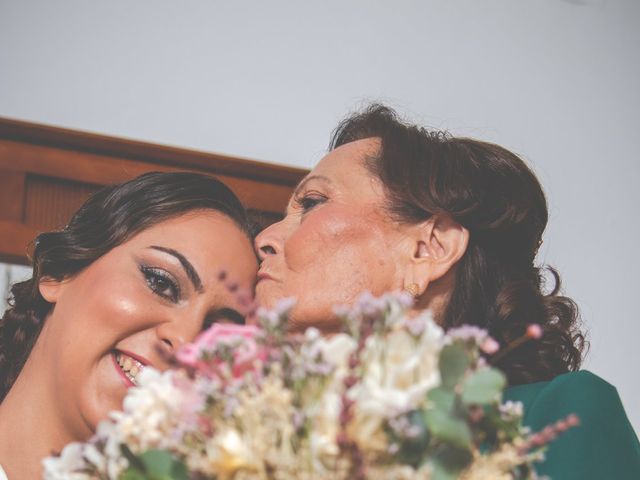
[106,294,160,338]
[282,208,395,331]
[285,207,374,269]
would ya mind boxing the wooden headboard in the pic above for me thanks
[0,118,308,265]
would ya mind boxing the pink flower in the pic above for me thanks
[480,337,500,355]
[526,324,543,340]
[176,324,267,381]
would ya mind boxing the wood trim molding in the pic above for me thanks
[0,117,306,185]
[0,117,309,265]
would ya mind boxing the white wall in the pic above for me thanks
[1,0,638,431]
[0,264,31,311]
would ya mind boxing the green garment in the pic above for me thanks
[504,370,640,479]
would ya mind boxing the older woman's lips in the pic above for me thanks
[257,271,277,282]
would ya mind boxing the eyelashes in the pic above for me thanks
[140,265,181,303]
[140,265,245,330]
[293,192,327,214]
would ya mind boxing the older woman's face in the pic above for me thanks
[255,138,409,332]
[32,211,257,440]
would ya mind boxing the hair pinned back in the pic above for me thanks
[0,171,253,401]
[331,104,587,385]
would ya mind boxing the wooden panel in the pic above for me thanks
[0,170,26,221]
[0,117,305,185]
[0,140,294,214]
[24,176,98,230]
[0,117,309,264]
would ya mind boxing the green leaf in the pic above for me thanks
[439,343,471,389]
[120,444,146,472]
[430,459,460,480]
[119,470,146,480]
[429,445,473,480]
[169,460,190,480]
[139,450,174,475]
[461,368,506,406]
[393,410,432,467]
[424,409,472,450]
[117,449,189,480]
[427,386,456,413]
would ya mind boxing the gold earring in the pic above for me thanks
[405,283,420,298]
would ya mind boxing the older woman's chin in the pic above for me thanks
[254,281,284,309]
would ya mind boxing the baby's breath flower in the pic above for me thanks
[43,293,559,480]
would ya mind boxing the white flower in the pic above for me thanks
[318,333,357,369]
[42,443,90,480]
[308,390,343,463]
[95,420,129,479]
[349,311,443,451]
[205,429,257,477]
[111,368,189,451]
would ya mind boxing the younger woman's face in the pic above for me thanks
[32,211,258,440]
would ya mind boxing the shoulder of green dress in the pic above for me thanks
[512,372,640,478]
[509,370,632,431]
[542,369,615,395]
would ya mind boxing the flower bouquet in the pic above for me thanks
[44,292,576,480]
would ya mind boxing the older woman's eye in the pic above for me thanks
[295,193,327,213]
[140,266,180,303]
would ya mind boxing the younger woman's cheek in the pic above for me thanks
[72,273,161,346]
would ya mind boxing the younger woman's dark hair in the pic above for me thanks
[0,171,254,401]
[331,104,587,385]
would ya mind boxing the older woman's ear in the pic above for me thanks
[403,215,469,297]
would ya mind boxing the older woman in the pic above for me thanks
[255,105,640,478]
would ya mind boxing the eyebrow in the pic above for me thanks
[149,245,203,293]
[292,174,332,198]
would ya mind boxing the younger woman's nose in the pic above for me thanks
[154,312,203,353]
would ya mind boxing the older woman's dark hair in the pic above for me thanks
[0,171,254,401]
[331,104,586,385]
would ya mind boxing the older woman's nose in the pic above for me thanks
[255,221,283,261]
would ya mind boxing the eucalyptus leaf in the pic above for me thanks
[439,343,470,389]
[429,445,473,480]
[119,470,146,480]
[118,449,189,480]
[120,444,146,472]
[427,386,456,413]
[461,369,506,406]
[169,459,190,480]
[429,458,462,480]
[395,410,432,467]
[140,450,175,475]
[424,409,472,450]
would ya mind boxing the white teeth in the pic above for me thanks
[115,351,145,384]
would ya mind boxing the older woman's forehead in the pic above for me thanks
[310,139,379,181]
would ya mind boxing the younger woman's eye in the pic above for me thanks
[140,266,181,303]
[294,193,327,214]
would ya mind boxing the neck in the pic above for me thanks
[414,273,454,324]
[0,349,78,479]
